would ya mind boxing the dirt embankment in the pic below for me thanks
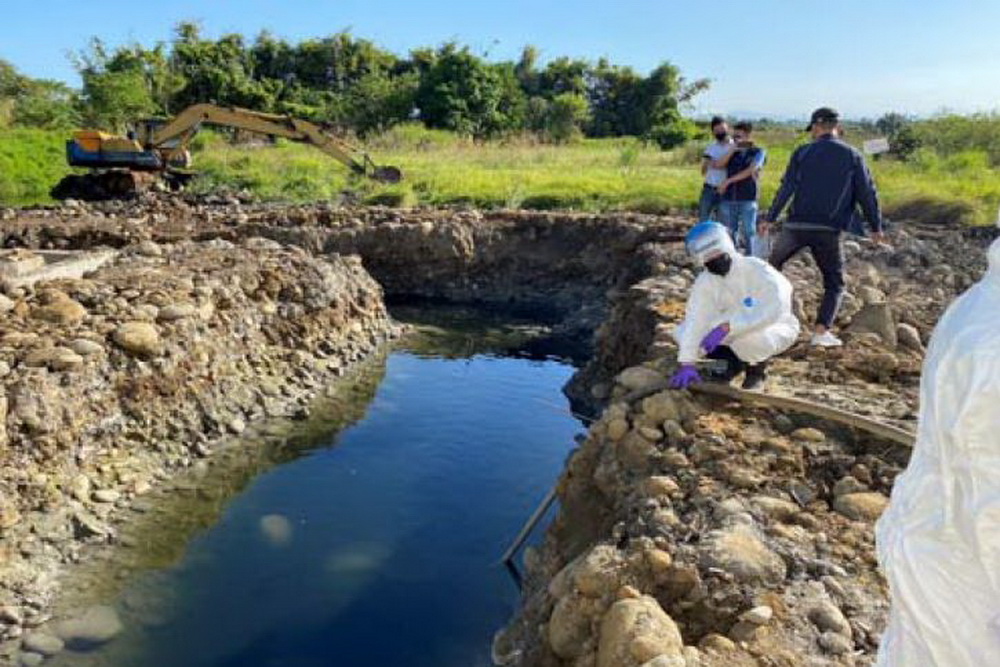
[1,197,692,405]
[0,232,395,660]
[494,223,996,667]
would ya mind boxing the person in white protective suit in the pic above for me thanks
[670,221,800,390]
[875,230,1000,666]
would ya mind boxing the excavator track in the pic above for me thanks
[51,170,187,201]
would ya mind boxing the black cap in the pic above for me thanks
[804,107,840,132]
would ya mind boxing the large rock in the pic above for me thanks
[807,601,852,637]
[640,391,682,423]
[21,632,63,657]
[548,593,598,659]
[616,366,663,394]
[848,302,897,347]
[157,303,196,321]
[30,298,87,326]
[596,596,684,667]
[112,321,162,356]
[699,524,786,584]
[833,492,889,521]
[69,338,104,356]
[53,605,123,649]
[574,544,626,598]
[896,323,924,351]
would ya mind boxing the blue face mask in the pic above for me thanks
[705,254,732,276]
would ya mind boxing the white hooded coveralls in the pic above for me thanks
[674,253,800,364]
[876,236,1000,666]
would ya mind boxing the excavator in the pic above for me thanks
[51,103,403,200]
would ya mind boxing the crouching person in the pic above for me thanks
[670,221,800,390]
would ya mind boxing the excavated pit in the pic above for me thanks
[0,195,996,666]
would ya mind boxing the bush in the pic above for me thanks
[543,93,588,143]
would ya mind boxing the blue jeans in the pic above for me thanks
[697,184,723,222]
[720,200,757,253]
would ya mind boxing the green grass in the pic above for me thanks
[3,123,999,226]
[0,128,74,205]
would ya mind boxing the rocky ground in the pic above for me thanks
[0,231,396,664]
[494,222,997,666]
[0,194,995,666]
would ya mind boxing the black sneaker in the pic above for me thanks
[741,362,768,390]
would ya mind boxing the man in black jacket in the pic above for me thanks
[762,107,886,347]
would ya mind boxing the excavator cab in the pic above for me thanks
[65,130,161,170]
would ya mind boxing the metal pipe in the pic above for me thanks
[500,485,558,564]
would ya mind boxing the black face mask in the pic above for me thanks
[704,254,732,276]
[714,131,728,141]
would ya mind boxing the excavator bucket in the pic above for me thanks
[373,166,403,184]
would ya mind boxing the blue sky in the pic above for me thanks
[2,0,998,118]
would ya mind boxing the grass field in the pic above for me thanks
[2,123,999,225]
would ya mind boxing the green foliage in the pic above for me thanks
[0,59,78,129]
[415,44,526,138]
[912,113,1000,166]
[338,71,418,136]
[12,24,710,146]
[543,93,589,143]
[0,128,74,204]
[80,69,157,130]
[876,112,921,160]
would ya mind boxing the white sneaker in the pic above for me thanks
[810,331,843,347]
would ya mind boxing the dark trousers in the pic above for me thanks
[708,345,744,364]
[769,227,844,328]
[708,345,766,368]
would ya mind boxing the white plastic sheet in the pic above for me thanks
[875,235,1000,666]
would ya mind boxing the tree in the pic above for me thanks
[13,80,79,128]
[80,69,156,130]
[877,112,921,160]
[0,59,78,128]
[514,45,540,95]
[169,25,276,110]
[415,44,526,138]
[538,57,589,98]
[639,63,698,148]
[543,93,588,143]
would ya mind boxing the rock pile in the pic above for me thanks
[497,368,897,666]
[0,237,395,661]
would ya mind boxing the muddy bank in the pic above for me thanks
[494,223,995,667]
[0,237,395,662]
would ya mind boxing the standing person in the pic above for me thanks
[875,231,1000,666]
[698,117,732,222]
[762,107,886,347]
[715,121,766,254]
[669,221,800,391]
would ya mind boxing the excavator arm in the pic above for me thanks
[149,104,401,183]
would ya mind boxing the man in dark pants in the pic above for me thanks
[762,107,886,347]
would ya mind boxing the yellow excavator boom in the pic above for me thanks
[148,103,401,182]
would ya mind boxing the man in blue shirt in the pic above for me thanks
[714,121,766,254]
[762,107,885,347]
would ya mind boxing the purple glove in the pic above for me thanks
[701,325,729,354]
[669,364,701,389]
